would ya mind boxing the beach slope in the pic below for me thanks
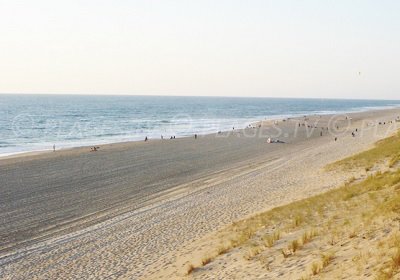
[0,108,399,279]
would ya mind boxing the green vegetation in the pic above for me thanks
[187,130,400,278]
[326,131,400,171]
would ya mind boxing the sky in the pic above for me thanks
[0,0,399,99]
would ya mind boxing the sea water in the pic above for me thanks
[1,94,399,156]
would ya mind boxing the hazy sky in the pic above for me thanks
[0,0,399,99]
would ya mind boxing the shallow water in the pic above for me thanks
[1,94,399,155]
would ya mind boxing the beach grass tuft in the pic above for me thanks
[262,230,281,247]
[311,261,321,275]
[321,251,335,268]
[301,229,318,245]
[289,239,300,253]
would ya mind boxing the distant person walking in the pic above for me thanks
[53,144,55,152]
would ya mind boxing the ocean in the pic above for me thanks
[1,94,400,156]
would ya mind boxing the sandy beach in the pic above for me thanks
[1,108,400,280]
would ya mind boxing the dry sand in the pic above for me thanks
[0,108,399,279]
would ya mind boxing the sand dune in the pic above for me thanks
[0,108,399,279]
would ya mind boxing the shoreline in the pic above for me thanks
[2,106,400,162]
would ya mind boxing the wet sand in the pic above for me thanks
[0,108,399,279]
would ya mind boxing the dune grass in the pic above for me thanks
[321,251,335,268]
[310,261,321,275]
[326,130,400,171]
[262,230,281,247]
[301,229,318,245]
[187,130,400,278]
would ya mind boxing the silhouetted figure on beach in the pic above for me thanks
[194,134,197,139]
[145,136,148,142]
[53,144,55,152]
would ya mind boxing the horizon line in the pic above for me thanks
[1,92,400,102]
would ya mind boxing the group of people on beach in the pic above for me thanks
[74,115,400,152]
[267,115,400,144]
